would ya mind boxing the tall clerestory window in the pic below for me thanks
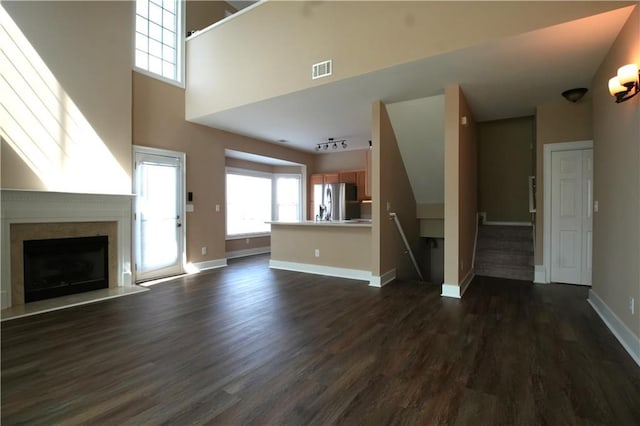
[135,0,183,85]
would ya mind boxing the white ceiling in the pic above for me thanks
[193,5,634,153]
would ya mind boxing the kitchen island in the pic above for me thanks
[268,220,375,285]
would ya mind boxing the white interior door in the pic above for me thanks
[134,147,185,282]
[550,149,592,285]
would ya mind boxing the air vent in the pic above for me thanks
[312,60,332,80]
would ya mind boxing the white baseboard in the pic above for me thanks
[483,221,532,226]
[226,247,270,259]
[588,289,640,367]
[369,268,396,288]
[441,269,475,299]
[534,265,548,284]
[441,283,461,298]
[269,260,371,284]
[192,258,227,271]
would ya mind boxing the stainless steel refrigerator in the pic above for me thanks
[313,182,359,221]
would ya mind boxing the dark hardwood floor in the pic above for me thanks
[2,254,639,425]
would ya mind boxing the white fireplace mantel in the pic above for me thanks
[1,189,134,309]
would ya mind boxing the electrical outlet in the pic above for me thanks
[386,202,391,212]
[314,249,320,258]
[594,200,599,213]
[201,246,207,256]
[215,204,220,212]
[245,238,250,245]
[630,297,635,315]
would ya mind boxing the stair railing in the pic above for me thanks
[389,212,424,281]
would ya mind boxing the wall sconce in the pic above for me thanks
[608,63,639,103]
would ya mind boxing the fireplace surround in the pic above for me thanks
[1,190,133,309]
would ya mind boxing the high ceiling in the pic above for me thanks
[195,5,634,153]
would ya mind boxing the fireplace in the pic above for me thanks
[23,235,109,303]
[2,189,134,309]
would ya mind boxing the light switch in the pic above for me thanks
[594,200,599,213]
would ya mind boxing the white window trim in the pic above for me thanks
[272,173,302,222]
[133,0,185,88]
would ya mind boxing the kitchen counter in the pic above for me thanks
[268,220,372,228]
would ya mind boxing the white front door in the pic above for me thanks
[550,148,593,285]
[133,147,185,282]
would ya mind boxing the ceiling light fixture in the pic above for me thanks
[561,88,588,103]
[608,63,639,103]
[315,137,348,152]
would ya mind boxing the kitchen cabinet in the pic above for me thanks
[339,171,357,185]
[344,170,367,201]
[308,166,371,218]
[356,171,367,201]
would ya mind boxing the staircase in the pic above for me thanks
[475,225,534,281]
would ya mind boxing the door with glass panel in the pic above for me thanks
[133,146,185,282]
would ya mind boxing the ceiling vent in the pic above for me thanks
[312,60,332,80]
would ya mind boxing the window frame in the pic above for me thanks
[224,168,303,239]
[272,173,302,222]
[134,0,185,88]
[225,167,273,239]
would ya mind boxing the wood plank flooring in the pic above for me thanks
[2,254,639,425]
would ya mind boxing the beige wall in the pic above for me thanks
[478,117,535,223]
[591,6,639,337]
[186,0,236,34]
[372,102,419,279]
[133,72,315,265]
[1,1,132,194]
[225,157,274,174]
[444,85,478,287]
[534,100,593,264]
[186,1,630,118]
[313,150,367,174]
[226,236,270,255]
[270,225,371,271]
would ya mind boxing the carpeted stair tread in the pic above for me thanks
[475,224,534,283]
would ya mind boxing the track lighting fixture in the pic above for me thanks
[315,137,348,151]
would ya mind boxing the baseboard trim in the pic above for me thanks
[269,260,371,284]
[483,221,533,227]
[192,258,227,271]
[226,247,271,259]
[460,269,475,297]
[441,269,475,299]
[587,289,640,367]
[534,265,548,284]
[369,269,396,288]
[441,283,461,299]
